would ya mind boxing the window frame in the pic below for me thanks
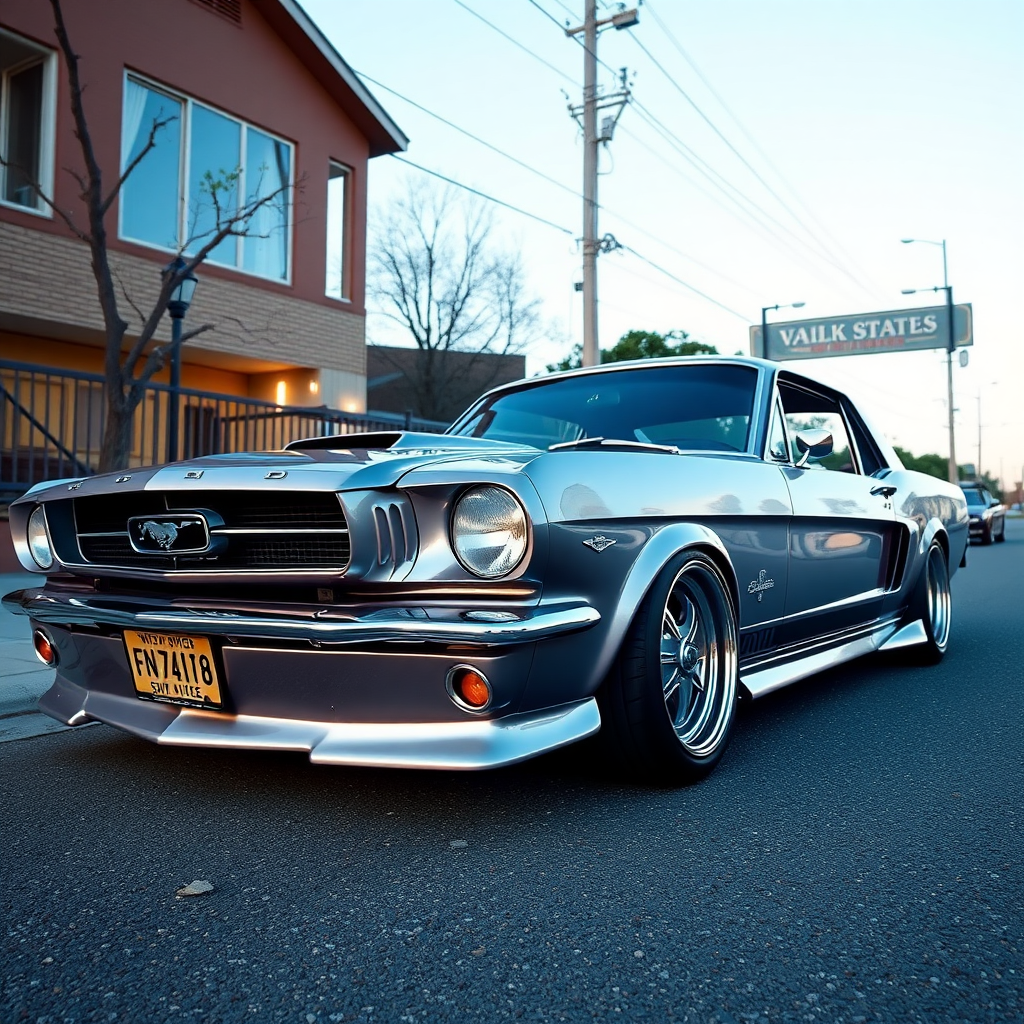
[777,379,863,475]
[0,28,58,218]
[325,160,352,302]
[764,393,792,464]
[117,70,295,285]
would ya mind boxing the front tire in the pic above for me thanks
[598,551,738,785]
[995,518,1006,543]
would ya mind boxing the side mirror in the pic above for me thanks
[794,428,833,467]
[989,499,1001,508]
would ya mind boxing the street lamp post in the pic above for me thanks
[761,301,805,358]
[162,256,198,464]
[901,238,958,485]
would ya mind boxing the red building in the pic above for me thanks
[0,0,406,429]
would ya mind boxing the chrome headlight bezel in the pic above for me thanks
[27,505,54,569]
[450,485,529,579]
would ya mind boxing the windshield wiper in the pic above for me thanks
[548,437,681,454]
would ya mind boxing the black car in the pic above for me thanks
[961,483,1006,544]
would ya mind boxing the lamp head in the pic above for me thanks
[163,256,198,318]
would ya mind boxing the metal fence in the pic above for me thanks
[0,359,448,498]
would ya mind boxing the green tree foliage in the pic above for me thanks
[894,447,949,480]
[547,330,717,372]
[894,447,1002,497]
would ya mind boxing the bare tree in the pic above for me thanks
[0,0,296,472]
[368,182,540,421]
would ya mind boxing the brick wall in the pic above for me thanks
[0,220,365,375]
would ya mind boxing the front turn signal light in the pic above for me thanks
[447,665,492,713]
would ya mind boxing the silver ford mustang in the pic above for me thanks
[4,357,968,784]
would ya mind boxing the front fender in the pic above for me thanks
[516,521,737,712]
[593,522,736,686]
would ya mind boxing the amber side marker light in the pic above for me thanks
[447,666,492,712]
[33,629,58,667]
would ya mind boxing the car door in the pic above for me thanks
[776,379,898,648]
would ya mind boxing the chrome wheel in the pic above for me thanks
[659,563,737,757]
[599,551,739,783]
[924,543,951,652]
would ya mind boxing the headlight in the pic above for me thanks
[27,505,54,569]
[451,485,528,578]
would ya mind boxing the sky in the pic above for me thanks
[304,0,1023,490]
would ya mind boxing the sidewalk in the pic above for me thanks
[0,572,78,742]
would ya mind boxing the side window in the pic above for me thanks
[845,402,886,476]
[0,29,57,213]
[325,162,350,300]
[766,397,789,462]
[779,382,856,473]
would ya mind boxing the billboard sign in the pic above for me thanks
[749,303,973,361]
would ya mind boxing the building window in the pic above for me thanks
[0,29,56,213]
[325,161,350,300]
[119,74,293,282]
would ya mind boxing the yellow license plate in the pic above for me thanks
[124,630,223,709]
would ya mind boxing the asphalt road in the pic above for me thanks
[2,524,1021,1023]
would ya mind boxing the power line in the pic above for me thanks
[627,103,842,287]
[630,98,859,291]
[619,246,750,321]
[390,155,575,236]
[357,70,580,201]
[391,155,753,323]
[519,0,868,296]
[548,0,579,23]
[626,104,870,305]
[358,68,755,299]
[643,0,880,292]
[629,34,846,268]
[516,0,864,297]
[524,0,619,77]
[451,0,578,86]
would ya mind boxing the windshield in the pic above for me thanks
[449,363,759,452]
[961,487,988,508]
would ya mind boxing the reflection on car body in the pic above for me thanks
[4,357,968,784]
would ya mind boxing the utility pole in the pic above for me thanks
[565,2,638,367]
[901,237,958,485]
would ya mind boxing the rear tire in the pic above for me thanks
[598,551,738,785]
[906,541,951,665]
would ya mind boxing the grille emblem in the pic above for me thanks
[128,514,211,554]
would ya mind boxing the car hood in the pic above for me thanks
[21,432,542,502]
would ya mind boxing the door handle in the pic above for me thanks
[870,484,897,498]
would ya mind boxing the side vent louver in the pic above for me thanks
[372,500,417,579]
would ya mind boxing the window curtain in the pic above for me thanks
[121,78,148,170]
[244,131,290,280]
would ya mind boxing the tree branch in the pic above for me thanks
[99,112,177,216]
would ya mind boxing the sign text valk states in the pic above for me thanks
[750,304,972,361]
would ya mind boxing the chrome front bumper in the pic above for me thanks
[3,587,600,646]
[39,678,602,770]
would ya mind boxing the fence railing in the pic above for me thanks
[1,359,448,498]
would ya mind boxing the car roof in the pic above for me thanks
[469,355,851,408]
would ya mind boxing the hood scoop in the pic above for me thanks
[286,431,531,455]
[287,431,406,452]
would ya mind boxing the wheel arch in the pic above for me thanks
[921,516,949,563]
[589,522,741,690]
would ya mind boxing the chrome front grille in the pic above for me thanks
[74,491,350,571]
